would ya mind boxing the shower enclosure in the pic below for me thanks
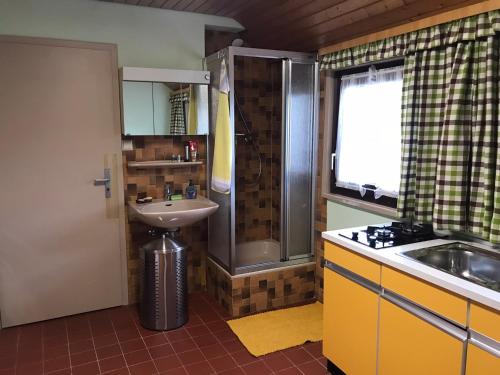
[206,47,318,275]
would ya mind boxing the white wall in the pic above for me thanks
[327,201,392,230]
[0,0,243,69]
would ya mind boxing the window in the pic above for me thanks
[330,61,404,209]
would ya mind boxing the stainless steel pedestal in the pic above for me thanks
[139,232,188,331]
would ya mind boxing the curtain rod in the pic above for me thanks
[318,0,499,56]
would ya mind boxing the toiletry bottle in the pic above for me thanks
[184,142,190,162]
[185,179,197,199]
[189,141,198,162]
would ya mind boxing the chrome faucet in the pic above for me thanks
[164,184,172,200]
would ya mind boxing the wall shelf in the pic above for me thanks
[127,160,204,168]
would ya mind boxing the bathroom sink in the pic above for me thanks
[128,197,219,229]
[400,242,500,292]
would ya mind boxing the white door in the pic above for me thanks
[0,36,127,327]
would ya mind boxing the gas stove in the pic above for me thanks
[339,222,441,249]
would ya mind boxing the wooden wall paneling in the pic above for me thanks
[318,0,499,54]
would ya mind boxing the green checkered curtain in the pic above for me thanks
[398,37,500,242]
[169,92,189,135]
[320,11,500,70]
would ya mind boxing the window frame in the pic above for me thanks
[321,58,404,217]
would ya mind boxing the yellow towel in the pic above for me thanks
[211,58,232,194]
[227,302,323,356]
[187,85,198,134]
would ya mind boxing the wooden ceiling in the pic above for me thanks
[104,0,486,51]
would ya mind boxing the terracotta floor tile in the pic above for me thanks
[208,354,238,372]
[121,338,146,353]
[262,352,293,372]
[200,343,227,360]
[124,349,151,366]
[170,338,197,354]
[144,334,167,348]
[282,347,315,366]
[116,328,141,343]
[43,355,70,373]
[276,367,303,375]
[303,341,323,359]
[165,329,190,343]
[44,344,69,360]
[193,333,218,348]
[71,361,100,375]
[222,339,246,353]
[184,360,214,375]
[218,368,245,375]
[241,360,273,375]
[205,320,229,333]
[99,355,127,373]
[71,350,97,367]
[177,349,205,366]
[154,354,182,372]
[297,359,328,374]
[128,360,157,375]
[148,343,175,360]
[96,344,122,360]
[186,325,210,338]
[230,350,258,366]
[93,333,118,349]
[159,367,187,375]
[15,361,43,375]
[69,339,94,354]
[103,368,130,375]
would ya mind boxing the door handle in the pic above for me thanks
[94,168,111,198]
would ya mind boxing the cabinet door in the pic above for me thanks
[323,267,378,374]
[153,82,171,135]
[379,297,465,375]
[466,342,500,375]
[122,81,154,135]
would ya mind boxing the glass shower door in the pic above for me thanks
[281,60,318,260]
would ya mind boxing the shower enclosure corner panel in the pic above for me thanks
[206,47,318,275]
[206,51,234,271]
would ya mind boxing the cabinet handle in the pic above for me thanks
[324,260,380,294]
[469,330,500,358]
[382,290,467,342]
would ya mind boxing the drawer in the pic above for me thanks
[324,241,380,284]
[381,266,467,326]
[470,302,500,342]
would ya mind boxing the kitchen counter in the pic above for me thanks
[323,225,500,311]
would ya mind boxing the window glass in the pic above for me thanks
[335,65,403,199]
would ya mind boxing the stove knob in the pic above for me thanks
[369,239,377,248]
[352,232,358,240]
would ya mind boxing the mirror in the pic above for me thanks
[122,81,209,136]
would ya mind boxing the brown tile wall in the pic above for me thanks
[207,258,316,318]
[123,135,208,303]
[234,56,282,244]
[314,72,328,302]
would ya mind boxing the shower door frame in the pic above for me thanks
[206,46,318,275]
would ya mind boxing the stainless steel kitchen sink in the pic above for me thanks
[400,243,500,292]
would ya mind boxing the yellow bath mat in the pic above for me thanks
[226,302,323,356]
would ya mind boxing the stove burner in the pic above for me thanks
[339,221,441,249]
[375,228,393,238]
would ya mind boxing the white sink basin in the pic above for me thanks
[128,197,219,229]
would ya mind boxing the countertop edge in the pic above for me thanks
[322,229,500,311]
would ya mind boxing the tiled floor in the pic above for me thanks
[0,293,327,374]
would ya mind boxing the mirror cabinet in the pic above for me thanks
[120,67,210,136]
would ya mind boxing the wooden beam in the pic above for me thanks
[318,0,500,55]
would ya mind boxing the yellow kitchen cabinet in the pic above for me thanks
[323,263,379,375]
[466,341,500,375]
[381,265,467,326]
[378,295,466,375]
[325,241,380,284]
[469,302,500,342]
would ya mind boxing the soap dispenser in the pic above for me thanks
[185,180,197,199]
